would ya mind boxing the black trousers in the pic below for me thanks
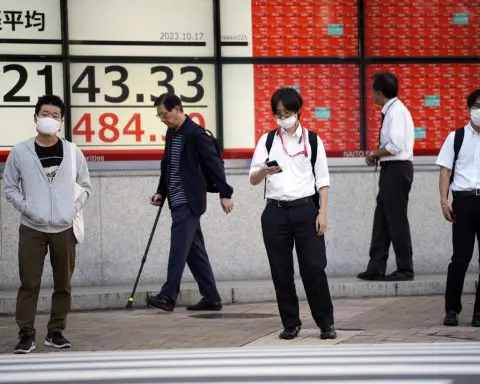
[445,195,480,314]
[160,204,221,303]
[367,161,414,275]
[261,198,334,330]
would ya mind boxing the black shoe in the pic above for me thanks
[147,294,175,312]
[44,332,71,349]
[279,325,301,340]
[186,299,222,311]
[320,325,337,340]
[14,335,36,354]
[357,271,385,281]
[443,311,459,326]
[472,313,480,327]
[385,271,414,281]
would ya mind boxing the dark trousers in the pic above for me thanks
[261,199,334,330]
[160,204,221,302]
[445,195,480,314]
[367,161,414,276]
[16,225,76,337]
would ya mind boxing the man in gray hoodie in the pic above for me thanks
[3,95,92,354]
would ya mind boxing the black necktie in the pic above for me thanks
[377,112,385,148]
[375,112,385,172]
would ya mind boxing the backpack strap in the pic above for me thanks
[308,130,320,208]
[264,129,278,199]
[449,127,465,194]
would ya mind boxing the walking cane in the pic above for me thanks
[126,203,163,308]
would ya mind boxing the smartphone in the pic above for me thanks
[265,159,282,172]
[265,160,279,167]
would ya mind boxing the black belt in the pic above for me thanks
[452,190,480,198]
[267,196,312,207]
[380,160,412,167]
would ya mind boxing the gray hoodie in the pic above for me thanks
[3,138,92,233]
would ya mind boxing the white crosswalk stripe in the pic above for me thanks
[0,342,479,383]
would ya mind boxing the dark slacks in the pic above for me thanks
[445,195,480,314]
[367,161,414,275]
[261,199,334,330]
[16,225,76,337]
[160,203,221,302]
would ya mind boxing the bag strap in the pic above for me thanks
[264,129,278,199]
[308,130,317,177]
[70,141,77,184]
[449,127,465,196]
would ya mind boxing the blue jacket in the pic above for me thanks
[156,117,233,216]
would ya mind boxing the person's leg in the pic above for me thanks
[14,225,48,353]
[261,203,299,330]
[292,201,334,334]
[445,197,475,320]
[159,204,200,301]
[46,228,76,339]
[382,162,414,278]
[187,222,221,303]
[16,225,48,337]
[363,167,390,278]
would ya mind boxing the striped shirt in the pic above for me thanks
[168,133,188,207]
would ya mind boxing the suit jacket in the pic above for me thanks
[156,117,233,216]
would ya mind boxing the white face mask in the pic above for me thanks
[471,109,480,126]
[36,117,61,135]
[276,115,297,129]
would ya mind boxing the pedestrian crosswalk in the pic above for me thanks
[0,342,480,383]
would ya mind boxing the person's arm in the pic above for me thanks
[3,149,28,213]
[74,147,93,211]
[155,129,170,200]
[195,128,233,199]
[314,137,330,235]
[436,132,455,222]
[249,134,280,185]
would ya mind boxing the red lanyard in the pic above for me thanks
[278,128,308,158]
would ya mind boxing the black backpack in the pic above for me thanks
[449,127,465,196]
[197,129,223,193]
[264,128,320,208]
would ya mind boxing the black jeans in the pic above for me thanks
[261,199,334,330]
[367,161,414,276]
[445,195,480,314]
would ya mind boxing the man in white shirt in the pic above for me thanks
[249,87,336,340]
[358,72,415,282]
[436,88,480,327]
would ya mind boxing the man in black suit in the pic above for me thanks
[148,93,234,312]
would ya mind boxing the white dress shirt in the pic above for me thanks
[436,122,480,191]
[379,97,415,162]
[249,124,330,200]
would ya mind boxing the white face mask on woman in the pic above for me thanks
[36,117,61,135]
[276,115,297,129]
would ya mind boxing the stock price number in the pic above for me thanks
[70,64,207,104]
[72,111,207,145]
[0,63,62,104]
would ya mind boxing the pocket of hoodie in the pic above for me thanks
[23,204,47,226]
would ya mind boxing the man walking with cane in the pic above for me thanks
[148,93,234,312]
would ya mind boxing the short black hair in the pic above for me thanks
[372,72,398,99]
[35,95,66,117]
[153,93,183,112]
[271,87,303,116]
[467,89,480,109]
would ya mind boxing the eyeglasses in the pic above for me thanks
[274,111,296,120]
[471,105,480,110]
[155,110,171,120]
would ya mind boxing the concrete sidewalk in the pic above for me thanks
[1,295,479,354]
